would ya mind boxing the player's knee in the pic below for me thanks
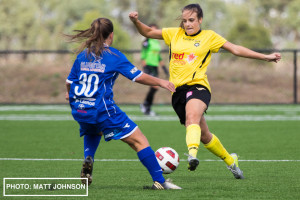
[185,113,202,126]
[123,130,150,152]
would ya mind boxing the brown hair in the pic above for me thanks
[65,18,113,57]
[179,4,203,28]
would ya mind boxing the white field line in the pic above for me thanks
[1,105,300,112]
[123,106,300,112]
[0,105,71,111]
[0,158,300,162]
[0,114,300,121]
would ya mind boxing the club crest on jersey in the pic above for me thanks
[194,40,201,47]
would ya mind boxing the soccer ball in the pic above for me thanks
[155,147,179,174]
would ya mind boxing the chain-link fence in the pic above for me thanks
[0,49,299,104]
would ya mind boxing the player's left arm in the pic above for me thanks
[135,73,175,92]
[65,82,71,100]
[222,41,281,63]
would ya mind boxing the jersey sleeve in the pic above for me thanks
[209,31,227,53]
[162,27,180,46]
[116,52,143,82]
[66,58,79,83]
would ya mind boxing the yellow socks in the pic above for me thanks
[186,124,201,158]
[186,125,234,166]
[204,134,234,166]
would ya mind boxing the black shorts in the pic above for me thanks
[143,65,159,77]
[172,84,211,125]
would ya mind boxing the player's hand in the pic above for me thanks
[159,80,175,93]
[129,11,139,23]
[265,53,281,63]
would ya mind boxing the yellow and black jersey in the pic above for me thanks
[162,27,226,92]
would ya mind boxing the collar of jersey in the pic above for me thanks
[185,29,202,37]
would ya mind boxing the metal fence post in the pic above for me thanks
[294,50,298,104]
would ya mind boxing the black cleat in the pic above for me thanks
[185,153,199,171]
[80,156,93,185]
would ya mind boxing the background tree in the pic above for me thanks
[227,20,272,49]
[0,0,299,50]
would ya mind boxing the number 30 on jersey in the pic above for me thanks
[74,73,99,97]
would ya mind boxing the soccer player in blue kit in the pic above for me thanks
[65,18,181,190]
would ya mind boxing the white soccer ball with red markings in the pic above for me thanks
[155,147,179,174]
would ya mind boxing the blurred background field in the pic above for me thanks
[0,50,299,104]
[0,0,300,104]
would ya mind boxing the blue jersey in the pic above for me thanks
[66,47,142,124]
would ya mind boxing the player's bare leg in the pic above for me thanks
[122,128,181,189]
[185,99,206,171]
[200,117,244,179]
[121,128,149,152]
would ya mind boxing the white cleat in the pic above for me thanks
[152,179,182,190]
[140,104,147,114]
[227,153,244,179]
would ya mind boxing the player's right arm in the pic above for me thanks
[65,58,79,101]
[135,73,175,93]
[115,50,174,91]
[129,11,163,39]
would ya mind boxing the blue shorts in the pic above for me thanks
[78,112,138,142]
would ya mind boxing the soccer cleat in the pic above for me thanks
[151,179,182,190]
[140,104,147,114]
[80,156,94,185]
[140,104,157,116]
[227,153,244,179]
[148,110,157,117]
[185,153,199,171]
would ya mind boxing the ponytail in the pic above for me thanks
[65,18,114,57]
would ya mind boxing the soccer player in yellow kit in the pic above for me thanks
[129,4,281,179]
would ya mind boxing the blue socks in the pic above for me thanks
[137,146,165,184]
[83,134,101,160]
[84,136,164,183]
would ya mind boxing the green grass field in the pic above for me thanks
[1,104,300,200]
